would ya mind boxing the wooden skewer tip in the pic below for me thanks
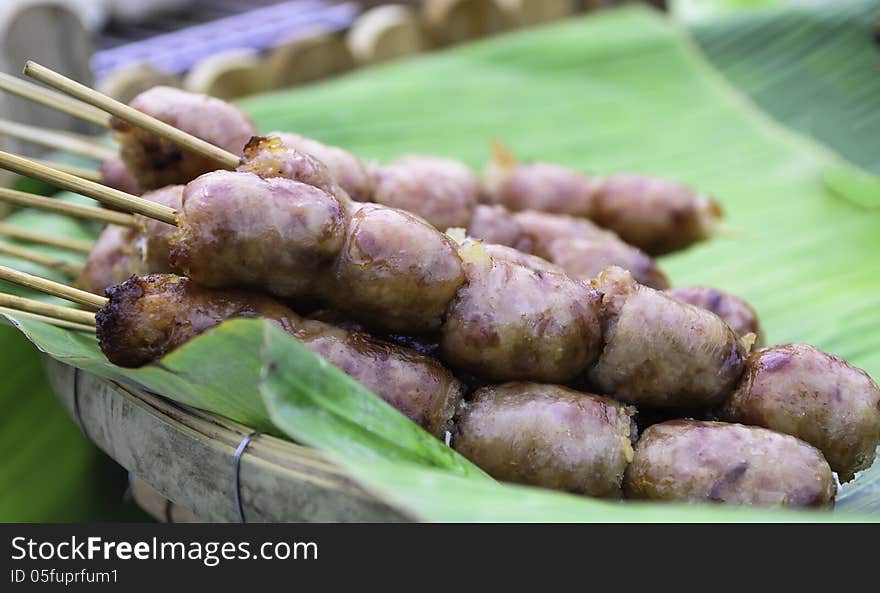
[0,264,106,309]
[0,71,111,129]
[24,61,240,170]
[0,292,96,326]
[0,306,95,332]
[0,151,176,225]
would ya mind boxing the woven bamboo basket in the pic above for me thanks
[43,356,406,522]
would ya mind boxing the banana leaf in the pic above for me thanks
[3,5,880,520]
[689,0,880,174]
[0,325,146,522]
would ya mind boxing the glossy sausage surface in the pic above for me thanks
[441,245,602,382]
[454,382,635,497]
[589,267,747,407]
[624,420,836,507]
[115,86,256,189]
[722,344,880,482]
[372,155,479,231]
[667,286,763,344]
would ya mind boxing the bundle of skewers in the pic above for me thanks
[0,62,877,511]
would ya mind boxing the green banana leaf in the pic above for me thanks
[3,5,880,520]
[671,0,785,22]
[0,325,145,522]
[689,0,880,174]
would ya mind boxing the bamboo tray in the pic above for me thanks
[43,356,405,522]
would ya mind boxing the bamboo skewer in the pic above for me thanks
[0,152,176,224]
[30,159,102,183]
[0,265,105,309]
[0,188,138,228]
[0,306,95,332]
[0,72,112,129]
[0,118,117,161]
[0,292,96,326]
[0,222,93,254]
[24,62,241,170]
[0,241,82,277]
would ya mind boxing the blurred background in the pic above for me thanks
[0,0,876,522]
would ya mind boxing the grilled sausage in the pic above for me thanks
[441,242,602,382]
[589,267,749,407]
[169,170,348,298]
[721,344,880,482]
[624,420,836,507]
[295,319,464,436]
[371,155,479,231]
[453,382,636,497]
[95,275,464,436]
[76,225,146,295]
[325,203,465,333]
[265,131,374,202]
[667,286,763,344]
[114,86,256,189]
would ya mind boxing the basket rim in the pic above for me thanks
[43,355,406,522]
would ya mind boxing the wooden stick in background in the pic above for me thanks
[0,292,96,326]
[0,264,105,308]
[0,72,112,129]
[29,159,103,183]
[0,151,176,224]
[0,306,95,332]
[0,241,83,277]
[0,118,117,162]
[24,61,240,170]
[0,188,138,228]
[0,222,93,254]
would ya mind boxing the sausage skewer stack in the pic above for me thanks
[0,64,875,510]
[4,147,876,508]
[0,265,465,439]
[2,68,720,289]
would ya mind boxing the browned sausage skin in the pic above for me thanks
[324,203,466,334]
[237,135,351,202]
[169,170,348,299]
[96,274,300,368]
[591,174,721,256]
[482,142,600,218]
[482,143,721,255]
[295,320,463,436]
[441,242,602,383]
[667,286,763,345]
[100,157,143,196]
[467,205,669,289]
[114,86,256,189]
[95,274,464,437]
[589,267,750,408]
[371,155,480,231]
[76,225,146,295]
[721,344,880,482]
[624,420,836,508]
[264,131,375,202]
[453,382,635,497]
